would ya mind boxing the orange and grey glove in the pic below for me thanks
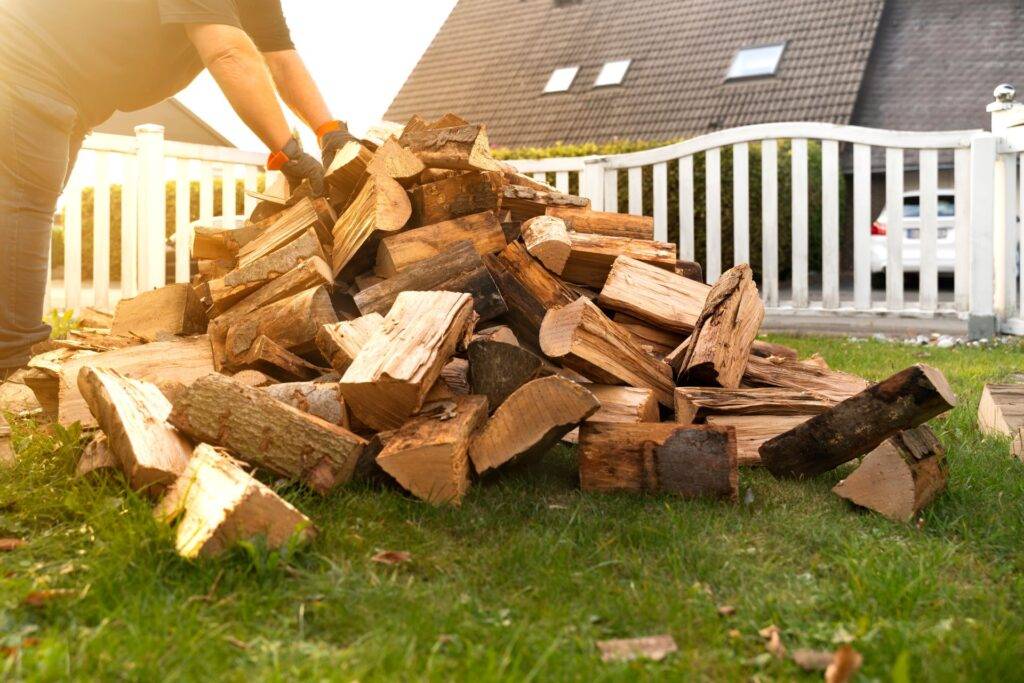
[267,138,326,197]
[317,120,358,168]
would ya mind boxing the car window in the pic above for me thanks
[899,196,955,218]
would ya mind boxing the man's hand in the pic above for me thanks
[317,120,357,168]
[269,139,326,197]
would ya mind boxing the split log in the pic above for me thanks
[599,257,710,334]
[331,173,412,277]
[467,339,548,410]
[675,387,833,424]
[76,433,118,478]
[196,258,236,281]
[78,367,192,497]
[155,443,315,559]
[482,241,577,347]
[439,358,471,395]
[263,382,348,428]
[315,314,384,375]
[374,211,506,277]
[760,364,957,479]
[399,112,469,141]
[539,297,675,407]
[675,264,764,388]
[340,291,476,431]
[354,273,386,291]
[546,206,655,240]
[579,422,736,499]
[400,124,503,172]
[230,370,277,388]
[23,348,94,416]
[169,373,366,493]
[376,395,489,505]
[366,136,426,185]
[410,170,504,225]
[564,385,660,444]
[832,425,948,522]
[224,286,337,363]
[354,240,506,321]
[237,197,332,268]
[705,415,813,466]
[227,335,324,382]
[77,307,114,329]
[751,340,799,361]
[325,140,373,206]
[612,313,683,357]
[215,257,333,326]
[675,260,704,283]
[472,325,519,346]
[58,336,214,428]
[522,215,571,273]
[978,384,1024,459]
[743,354,870,404]
[192,222,265,260]
[469,376,598,474]
[111,284,208,342]
[555,233,677,288]
[502,186,590,222]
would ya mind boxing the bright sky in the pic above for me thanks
[177,0,458,152]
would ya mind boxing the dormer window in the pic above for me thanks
[544,66,579,93]
[726,43,785,80]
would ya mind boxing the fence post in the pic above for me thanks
[135,124,166,292]
[968,133,998,340]
[581,157,606,211]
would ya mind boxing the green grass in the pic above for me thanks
[2,336,1024,681]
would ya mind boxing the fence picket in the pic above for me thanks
[1020,153,1024,320]
[853,144,872,310]
[532,172,547,184]
[627,167,643,216]
[244,164,258,217]
[64,180,83,310]
[918,149,939,312]
[555,171,570,194]
[953,148,971,314]
[120,156,138,300]
[221,163,237,221]
[603,169,619,212]
[705,148,722,283]
[175,158,191,284]
[760,140,778,307]
[821,139,840,309]
[732,143,749,266]
[679,156,695,261]
[997,154,1018,317]
[885,148,905,310]
[791,139,809,308]
[653,162,668,243]
[93,152,111,311]
[199,161,214,221]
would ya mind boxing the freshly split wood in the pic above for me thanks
[375,211,506,277]
[112,283,208,342]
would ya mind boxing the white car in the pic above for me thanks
[870,190,956,275]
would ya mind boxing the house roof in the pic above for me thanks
[385,0,886,149]
[94,98,235,147]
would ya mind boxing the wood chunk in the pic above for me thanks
[579,422,734,496]
[192,222,265,260]
[469,376,598,474]
[559,233,677,288]
[761,364,957,479]
[599,256,710,334]
[472,325,519,346]
[467,339,547,410]
[675,387,833,424]
[439,358,471,395]
[503,185,590,222]
[228,335,324,382]
[978,384,1024,459]
[340,291,476,431]
[355,241,506,321]
[215,257,333,326]
[546,207,655,240]
[224,286,337,363]
[612,313,683,357]
[400,124,503,172]
[411,170,504,225]
[78,367,193,497]
[675,264,764,388]
[751,340,799,361]
[24,349,94,417]
[169,373,366,493]
[230,370,277,388]
[75,433,118,478]
[522,215,571,273]
[331,173,412,277]
[743,354,870,404]
[325,140,373,207]
[705,415,813,466]
[77,307,114,329]
[376,395,489,505]
[366,136,426,185]
[58,337,214,428]
[398,112,469,141]
[315,314,384,375]
[196,258,236,282]
[264,382,348,428]
[354,272,386,291]
[563,385,661,444]
[675,259,704,283]
[539,297,675,407]
[482,241,577,347]
[154,443,315,559]
[237,198,331,269]
[833,425,948,521]
[374,211,506,277]
[111,284,208,342]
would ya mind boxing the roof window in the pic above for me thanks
[726,43,785,80]
[594,60,631,87]
[544,66,579,93]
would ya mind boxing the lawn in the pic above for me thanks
[2,335,1023,681]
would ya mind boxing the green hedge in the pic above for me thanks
[495,140,849,280]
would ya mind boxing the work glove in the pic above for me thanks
[317,120,358,168]
[267,138,326,197]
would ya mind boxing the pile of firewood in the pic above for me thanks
[20,113,959,560]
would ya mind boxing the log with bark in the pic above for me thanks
[550,233,678,288]
[374,211,506,277]
[226,335,325,382]
[376,395,489,505]
[169,373,366,493]
[400,124,503,172]
[978,383,1024,459]
[410,170,504,225]
[191,222,265,261]
[214,256,333,326]
[612,313,683,358]
[675,387,833,424]
[563,385,660,444]
[467,339,548,410]
[469,375,598,474]
[760,364,957,479]
[599,256,710,334]
[340,291,476,431]
[155,443,316,559]
[502,186,590,222]
[545,206,655,240]
[111,283,208,342]
[263,381,348,428]
[315,314,384,375]
[331,173,412,277]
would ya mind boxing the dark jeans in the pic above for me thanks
[0,82,85,369]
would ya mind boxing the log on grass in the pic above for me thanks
[169,373,366,493]
[539,297,675,407]
[224,286,337,363]
[760,364,957,479]
[112,284,208,342]
[264,382,348,428]
[469,375,598,474]
[558,233,677,288]
[675,387,833,424]
[376,395,489,505]
[374,211,506,277]
[155,444,316,559]
[400,124,503,172]
[546,206,654,240]
[315,314,384,375]
[331,173,412,277]
[978,384,1024,459]
[340,291,476,431]
[467,339,548,410]
[366,137,426,186]
[503,185,590,222]
[410,170,504,225]
[743,354,870,404]
[832,425,948,522]
[705,414,813,466]
[78,367,193,497]
[599,256,710,334]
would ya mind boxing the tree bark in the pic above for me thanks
[375,211,506,278]
[410,170,505,225]
[545,207,654,240]
[502,186,590,222]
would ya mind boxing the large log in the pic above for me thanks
[539,297,675,407]
[224,286,337,363]
[410,170,504,225]
[675,387,833,424]
[832,425,948,522]
[599,256,710,334]
[978,383,1024,459]
[743,354,870,404]
[502,185,590,222]
[400,124,503,172]
[111,284,208,342]
[546,206,655,240]
[376,395,489,505]
[374,211,506,277]
[340,291,476,431]
[366,137,426,186]
[169,373,366,493]
[263,381,348,428]
[155,443,316,559]
[556,233,677,288]
[675,264,764,388]
[469,375,598,474]
[760,364,957,479]
[705,414,813,466]
[325,140,373,207]
[467,339,548,410]
[315,314,384,375]
[77,367,192,497]
[331,173,411,277]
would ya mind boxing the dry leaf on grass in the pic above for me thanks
[825,644,863,683]
[758,624,786,658]
[597,634,678,663]
[717,604,736,617]
[0,637,39,658]
[23,589,77,606]
[0,538,25,551]
[792,648,834,671]
[372,550,412,565]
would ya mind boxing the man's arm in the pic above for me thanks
[262,49,332,132]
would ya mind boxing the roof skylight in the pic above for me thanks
[594,60,631,87]
[544,66,579,93]
[726,43,785,80]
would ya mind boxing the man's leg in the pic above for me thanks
[0,83,80,372]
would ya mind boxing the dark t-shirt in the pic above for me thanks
[0,0,294,126]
